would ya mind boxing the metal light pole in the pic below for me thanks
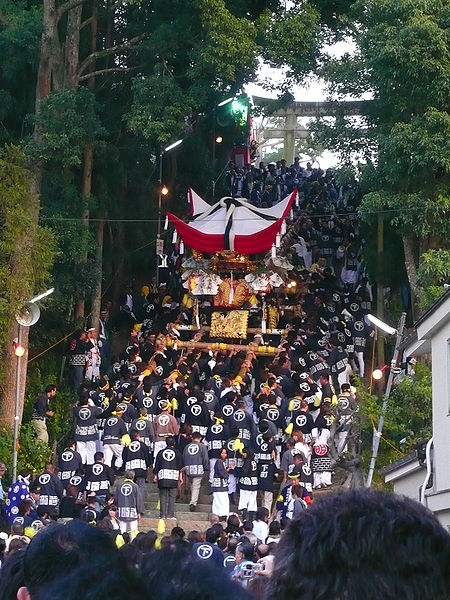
[12,323,23,482]
[155,139,183,285]
[12,287,54,481]
[157,150,163,239]
[366,311,407,488]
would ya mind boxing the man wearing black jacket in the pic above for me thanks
[154,436,182,520]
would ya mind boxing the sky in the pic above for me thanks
[245,41,356,168]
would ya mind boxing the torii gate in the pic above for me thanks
[253,97,368,164]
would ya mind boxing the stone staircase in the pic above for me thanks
[139,478,213,533]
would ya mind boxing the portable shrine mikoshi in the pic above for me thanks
[164,188,300,347]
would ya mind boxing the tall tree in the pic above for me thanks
[309,0,450,314]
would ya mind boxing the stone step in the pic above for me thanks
[139,517,210,532]
[144,501,211,513]
[145,510,210,521]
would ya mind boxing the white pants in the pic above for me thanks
[209,459,218,484]
[228,473,237,494]
[85,365,100,381]
[262,491,273,513]
[337,431,349,454]
[310,408,320,421]
[77,440,97,465]
[313,471,332,487]
[104,443,123,468]
[212,491,229,518]
[356,351,364,378]
[153,440,167,466]
[119,519,139,541]
[338,365,352,389]
[238,489,257,512]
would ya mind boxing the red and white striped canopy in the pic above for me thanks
[167,188,296,255]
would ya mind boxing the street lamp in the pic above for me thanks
[157,139,183,285]
[13,287,54,480]
[157,138,183,239]
[367,313,397,336]
[366,312,406,488]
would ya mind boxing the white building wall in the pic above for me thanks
[430,327,450,494]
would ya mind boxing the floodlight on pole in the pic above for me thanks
[164,138,183,153]
[157,138,184,285]
[366,312,407,488]
[12,288,54,481]
[367,313,397,336]
[217,96,234,107]
[29,288,54,304]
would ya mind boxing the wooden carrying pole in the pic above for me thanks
[166,338,279,356]
[173,325,287,335]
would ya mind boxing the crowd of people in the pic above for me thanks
[226,157,359,210]
[1,160,444,597]
[3,163,372,533]
[0,490,449,600]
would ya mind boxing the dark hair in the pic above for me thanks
[242,521,253,532]
[187,530,203,544]
[94,451,104,462]
[205,524,223,544]
[268,521,281,536]
[171,526,186,540]
[45,384,57,394]
[267,490,450,600]
[166,436,176,448]
[22,521,145,599]
[0,547,26,600]
[255,507,269,522]
[141,546,248,600]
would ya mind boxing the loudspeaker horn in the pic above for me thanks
[15,302,41,327]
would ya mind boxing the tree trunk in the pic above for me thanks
[63,4,83,89]
[90,217,104,328]
[403,234,419,318]
[0,0,59,428]
[74,144,93,324]
[73,1,97,324]
[376,214,385,367]
[112,221,125,309]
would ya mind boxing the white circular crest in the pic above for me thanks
[92,464,103,476]
[211,424,223,435]
[158,414,170,426]
[187,444,199,456]
[197,544,213,560]
[107,417,118,427]
[354,320,364,332]
[267,408,279,421]
[129,441,141,453]
[62,451,73,462]
[295,414,307,427]
[162,449,176,462]
[339,397,350,410]
[79,407,91,421]
[233,410,245,422]
[222,405,234,417]
[191,404,202,417]
[121,483,133,496]
[39,474,50,485]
